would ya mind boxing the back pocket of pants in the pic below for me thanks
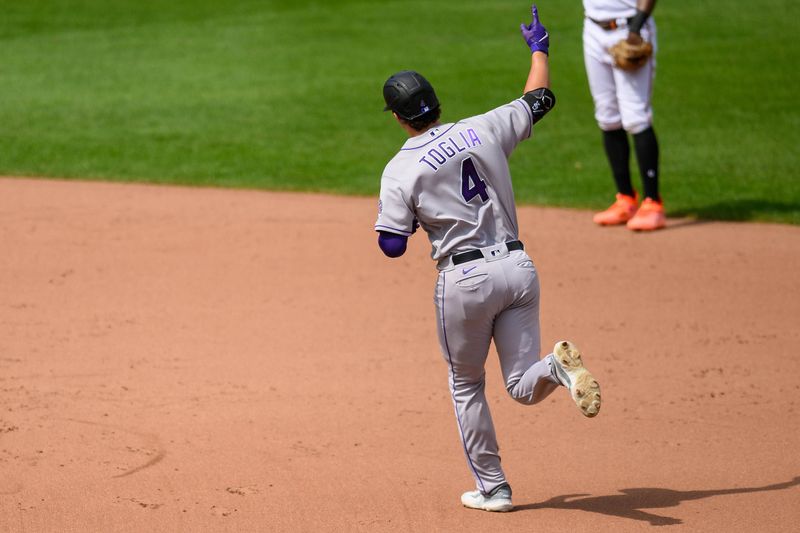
[455,273,489,291]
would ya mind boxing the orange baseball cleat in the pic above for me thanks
[593,193,638,225]
[627,197,666,231]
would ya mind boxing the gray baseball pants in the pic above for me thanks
[434,248,561,495]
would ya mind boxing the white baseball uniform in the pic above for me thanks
[583,0,657,133]
[375,97,561,494]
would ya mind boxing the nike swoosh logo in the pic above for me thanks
[462,266,478,275]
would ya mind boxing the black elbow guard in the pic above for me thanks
[522,88,556,125]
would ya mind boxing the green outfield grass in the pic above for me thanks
[1,0,798,223]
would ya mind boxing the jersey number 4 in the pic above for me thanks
[460,157,489,203]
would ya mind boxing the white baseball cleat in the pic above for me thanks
[551,341,601,417]
[461,484,513,512]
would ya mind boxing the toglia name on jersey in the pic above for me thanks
[418,128,482,172]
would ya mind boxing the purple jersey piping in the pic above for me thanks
[399,123,459,151]
[440,270,487,494]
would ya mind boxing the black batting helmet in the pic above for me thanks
[382,70,440,121]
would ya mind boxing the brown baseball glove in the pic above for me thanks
[609,39,653,71]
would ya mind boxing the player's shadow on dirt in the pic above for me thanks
[669,199,799,223]
[515,476,800,525]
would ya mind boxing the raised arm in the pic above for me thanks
[524,52,550,93]
[520,4,550,92]
[519,5,555,123]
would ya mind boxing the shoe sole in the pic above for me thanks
[461,491,513,512]
[594,219,630,226]
[627,212,666,231]
[593,215,634,226]
[628,223,666,231]
[553,341,601,417]
[462,501,513,512]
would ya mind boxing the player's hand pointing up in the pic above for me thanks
[520,4,549,55]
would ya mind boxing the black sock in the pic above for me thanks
[602,128,634,197]
[633,126,660,201]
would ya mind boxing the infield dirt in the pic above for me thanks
[1,177,799,532]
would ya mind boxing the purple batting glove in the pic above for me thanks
[520,4,549,55]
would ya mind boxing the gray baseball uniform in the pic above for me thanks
[375,97,561,494]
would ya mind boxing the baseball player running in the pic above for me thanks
[585,0,664,230]
[374,5,601,512]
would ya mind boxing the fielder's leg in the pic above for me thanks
[584,20,639,224]
[614,20,665,230]
[615,18,659,202]
[603,128,635,197]
[633,126,660,201]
